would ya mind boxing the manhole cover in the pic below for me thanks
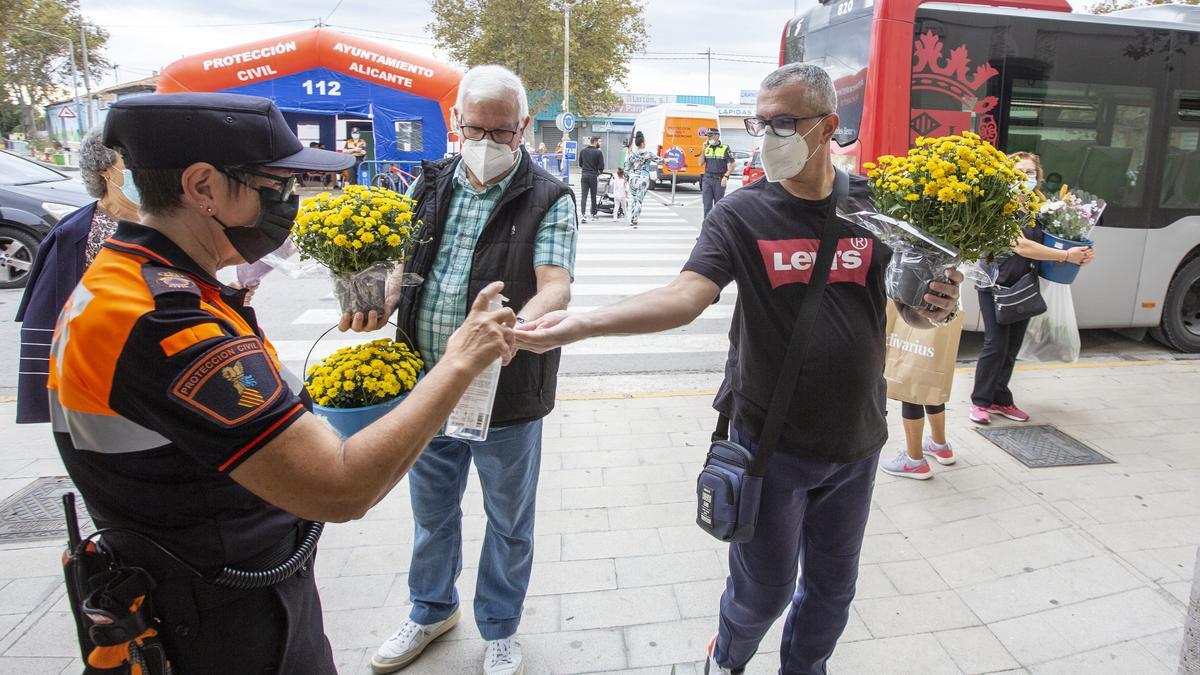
[976,425,1114,468]
[0,476,92,544]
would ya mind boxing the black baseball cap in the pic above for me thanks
[103,92,355,172]
[707,128,721,137]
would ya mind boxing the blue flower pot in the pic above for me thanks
[1038,231,1093,285]
[313,394,407,439]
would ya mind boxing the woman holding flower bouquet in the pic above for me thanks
[968,152,1095,425]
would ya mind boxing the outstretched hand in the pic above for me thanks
[514,310,591,354]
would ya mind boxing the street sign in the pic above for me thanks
[555,112,576,133]
[663,146,685,172]
[58,106,77,119]
[602,121,614,133]
[563,140,578,161]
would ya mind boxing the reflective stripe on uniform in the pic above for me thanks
[49,390,170,453]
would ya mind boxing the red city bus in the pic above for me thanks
[779,1,1200,349]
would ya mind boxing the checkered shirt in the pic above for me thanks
[413,156,577,366]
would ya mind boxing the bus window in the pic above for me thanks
[1162,27,1200,210]
[783,2,871,146]
[1007,80,1153,209]
[1160,92,1200,209]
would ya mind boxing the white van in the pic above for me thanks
[629,103,722,187]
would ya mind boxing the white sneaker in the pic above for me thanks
[484,637,524,675]
[370,609,460,673]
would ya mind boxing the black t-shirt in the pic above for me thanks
[683,176,892,463]
[580,146,605,175]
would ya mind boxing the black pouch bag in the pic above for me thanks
[696,169,848,544]
[993,269,1046,325]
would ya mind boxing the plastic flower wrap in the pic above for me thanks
[856,132,1037,307]
[292,185,425,315]
[1038,185,1105,243]
[305,338,423,409]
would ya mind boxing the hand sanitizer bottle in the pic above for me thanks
[444,294,506,441]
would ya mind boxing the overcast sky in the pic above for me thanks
[81,0,824,104]
[80,0,1087,105]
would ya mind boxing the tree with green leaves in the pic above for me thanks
[428,0,648,119]
[0,0,109,138]
[1088,0,1197,14]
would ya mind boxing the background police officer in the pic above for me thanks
[48,92,515,673]
[701,128,735,216]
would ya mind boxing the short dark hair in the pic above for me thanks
[130,167,187,214]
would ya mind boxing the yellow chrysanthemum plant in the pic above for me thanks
[292,185,425,315]
[857,132,1040,308]
[305,339,424,436]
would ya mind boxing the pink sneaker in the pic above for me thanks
[969,405,991,424]
[923,438,956,465]
[990,404,1030,422]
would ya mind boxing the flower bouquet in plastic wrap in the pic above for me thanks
[1036,185,1104,285]
[856,132,1037,308]
[292,185,425,315]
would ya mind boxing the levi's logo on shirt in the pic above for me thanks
[757,237,874,289]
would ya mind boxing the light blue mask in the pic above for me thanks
[119,169,140,204]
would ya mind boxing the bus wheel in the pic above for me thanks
[1151,255,1200,353]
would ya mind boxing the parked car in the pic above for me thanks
[0,150,91,289]
[731,150,751,176]
[742,147,764,186]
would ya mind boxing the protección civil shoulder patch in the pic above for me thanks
[170,337,283,427]
[141,265,200,298]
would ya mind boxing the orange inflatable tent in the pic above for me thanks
[158,28,460,163]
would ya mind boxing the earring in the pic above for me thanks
[205,205,213,213]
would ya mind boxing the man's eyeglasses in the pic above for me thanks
[458,124,520,145]
[223,167,298,200]
[744,113,830,138]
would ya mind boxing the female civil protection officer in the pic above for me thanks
[47,93,516,673]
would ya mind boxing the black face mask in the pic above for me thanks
[213,187,298,264]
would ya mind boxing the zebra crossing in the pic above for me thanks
[260,192,733,377]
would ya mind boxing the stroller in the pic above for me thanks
[593,171,624,217]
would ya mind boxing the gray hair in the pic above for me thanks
[760,63,838,116]
[79,127,120,199]
[456,65,529,123]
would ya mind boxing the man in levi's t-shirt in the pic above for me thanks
[516,64,963,675]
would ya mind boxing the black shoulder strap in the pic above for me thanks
[713,169,849,473]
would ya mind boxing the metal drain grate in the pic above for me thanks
[976,425,1114,468]
[0,476,91,544]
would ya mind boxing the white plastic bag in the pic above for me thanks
[1019,279,1080,362]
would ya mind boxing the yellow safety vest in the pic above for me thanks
[703,143,731,174]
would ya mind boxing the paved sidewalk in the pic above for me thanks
[0,359,1196,674]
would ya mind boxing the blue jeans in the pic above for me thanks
[714,427,880,675]
[407,420,542,640]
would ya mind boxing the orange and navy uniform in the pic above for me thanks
[48,221,308,572]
